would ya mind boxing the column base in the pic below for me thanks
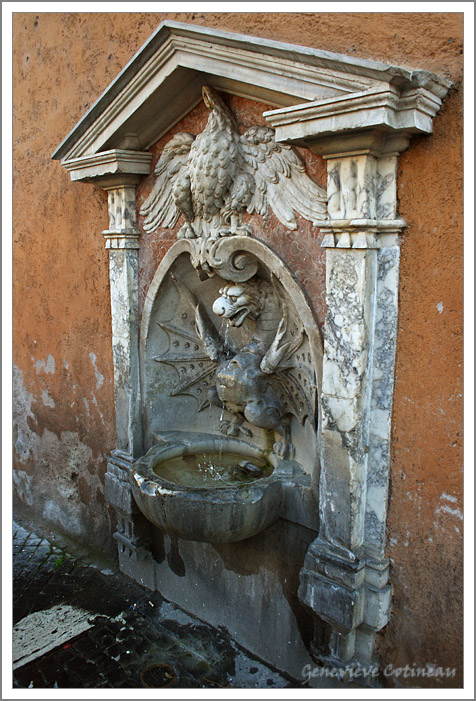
[299,538,391,671]
[105,449,156,590]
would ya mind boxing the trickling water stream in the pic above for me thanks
[153,452,273,489]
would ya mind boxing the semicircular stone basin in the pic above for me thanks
[129,433,287,543]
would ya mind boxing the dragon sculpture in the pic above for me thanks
[140,86,326,239]
[155,274,316,458]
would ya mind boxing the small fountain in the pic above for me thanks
[130,432,288,543]
[134,234,323,543]
[131,87,325,546]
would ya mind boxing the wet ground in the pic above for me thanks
[12,518,299,689]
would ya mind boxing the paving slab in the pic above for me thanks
[12,519,299,689]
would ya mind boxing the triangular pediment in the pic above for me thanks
[52,20,450,165]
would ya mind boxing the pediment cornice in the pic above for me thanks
[52,20,450,166]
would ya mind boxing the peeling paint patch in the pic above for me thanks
[436,504,463,520]
[89,351,104,389]
[13,369,102,537]
[441,492,457,503]
[42,499,84,536]
[13,469,34,506]
[13,365,35,462]
[90,393,105,424]
[41,390,55,408]
[436,301,444,314]
[35,353,55,374]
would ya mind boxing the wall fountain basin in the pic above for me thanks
[129,433,291,543]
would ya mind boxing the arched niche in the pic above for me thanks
[140,236,324,478]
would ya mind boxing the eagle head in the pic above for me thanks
[201,85,239,131]
[202,85,218,110]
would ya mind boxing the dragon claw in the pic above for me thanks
[220,420,252,437]
[273,441,295,459]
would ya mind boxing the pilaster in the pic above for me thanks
[62,151,154,580]
[297,131,405,669]
[101,181,143,459]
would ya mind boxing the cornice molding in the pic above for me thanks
[52,21,451,166]
[63,150,152,183]
[265,85,445,148]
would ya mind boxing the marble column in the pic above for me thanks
[102,182,142,458]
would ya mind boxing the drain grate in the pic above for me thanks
[140,663,177,688]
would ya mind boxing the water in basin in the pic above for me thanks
[153,451,273,489]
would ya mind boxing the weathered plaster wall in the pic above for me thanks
[13,12,463,685]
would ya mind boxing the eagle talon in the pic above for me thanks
[234,223,253,237]
[178,223,198,239]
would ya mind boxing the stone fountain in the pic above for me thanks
[53,20,450,681]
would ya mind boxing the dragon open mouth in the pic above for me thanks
[228,306,251,327]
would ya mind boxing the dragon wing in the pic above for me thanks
[273,354,318,428]
[240,126,326,229]
[259,293,318,427]
[140,132,195,233]
[154,275,225,412]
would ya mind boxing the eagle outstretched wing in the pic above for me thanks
[140,132,195,233]
[240,126,327,229]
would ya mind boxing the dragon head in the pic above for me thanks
[212,281,262,327]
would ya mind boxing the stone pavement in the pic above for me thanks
[12,519,299,689]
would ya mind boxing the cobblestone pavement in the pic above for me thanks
[12,519,297,690]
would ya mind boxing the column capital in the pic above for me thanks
[62,149,152,185]
[265,83,445,153]
[101,185,141,249]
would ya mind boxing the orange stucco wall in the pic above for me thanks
[13,12,463,685]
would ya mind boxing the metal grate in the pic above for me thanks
[140,663,176,688]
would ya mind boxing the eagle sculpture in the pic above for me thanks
[140,86,327,239]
